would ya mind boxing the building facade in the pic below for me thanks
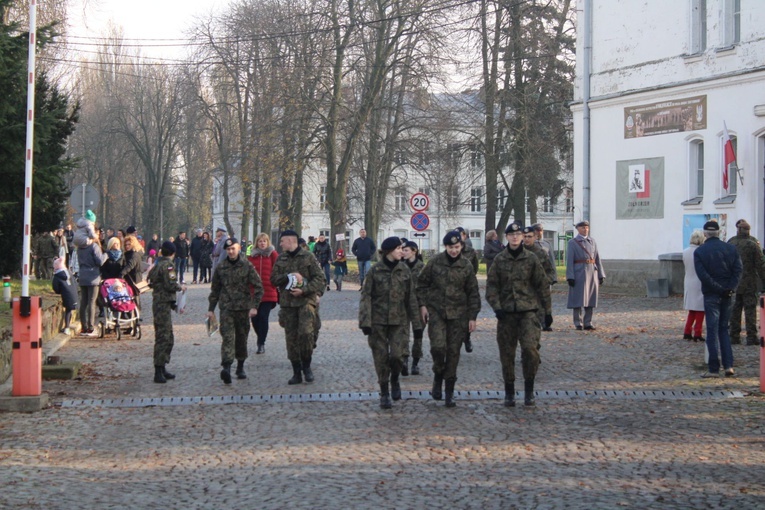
[571,0,765,282]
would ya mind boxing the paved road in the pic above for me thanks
[1,279,763,509]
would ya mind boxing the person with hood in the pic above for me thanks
[52,257,78,334]
[248,233,279,354]
[312,234,332,291]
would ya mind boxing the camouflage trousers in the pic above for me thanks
[152,301,175,366]
[497,311,540,382]
[401,322,424,360]
[220,309,250,365]
[730,292,758,342]
[368,324,407,384]
[278,304,317,362]
[428,312,468,381]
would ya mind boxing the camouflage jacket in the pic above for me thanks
[148,257,182,304]
[462,244,479,274]
[486,245,551,314]
[728,235,765,293]
[208,254,263,312]
[359,259,422,329]
[525,242,557,285]
[271,247,326,308]
[37,234,59,258]
[417,251,481,321]
[404,258,425,308]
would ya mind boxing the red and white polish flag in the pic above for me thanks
[723,122,736,192]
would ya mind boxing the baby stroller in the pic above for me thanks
[98,278,142,340]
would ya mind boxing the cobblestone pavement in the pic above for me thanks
[1,278,764,509]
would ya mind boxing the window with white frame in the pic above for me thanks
[395,188,408,211]
[565,189,573,213]
[497,187,507,210]
[689,139,704,198]
[722,0,741,47]
[418,187,431,196]
[542,192,553,213]
[470,187,483,212]
[319,229,330,237]
[470,146,483,168]
[690,0,707,54]
[320,185,327,210]
[447,185,460,212]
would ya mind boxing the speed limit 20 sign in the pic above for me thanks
[410,192,430,212]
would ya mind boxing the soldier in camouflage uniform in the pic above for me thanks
[37,231,59,280]
[207,237,263,384]
[455,227,479,354]
[486,223,552,407]
[148,241,185,383]
[727,219,765,345]
[402,241,425,375]
[417,231,481,407]
[271,230,326,385]
[359,237,422,409]
[523,226,557,334]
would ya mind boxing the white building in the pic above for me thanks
[571,0,765,285]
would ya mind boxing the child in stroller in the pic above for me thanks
[99,278,142,340]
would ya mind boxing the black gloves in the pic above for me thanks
[361,327,372,336]
[494,309,507,320]
[599,277,605,285]
[544,315,553,328]
[413,329,423,340]
[567,279,575,287]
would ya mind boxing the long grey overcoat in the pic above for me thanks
[566,235,605,308]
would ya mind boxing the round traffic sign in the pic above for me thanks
[410,192,430,212]
[410,212,430,232]
[69,183,99,216]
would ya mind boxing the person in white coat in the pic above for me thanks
[566,221,605,330]
[682,230,705,341]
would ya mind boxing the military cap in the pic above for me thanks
[505,223,522,234]
[443,230,461,246]
[161,241,176,255]
[400,238,409,245]
[280,229,299,238]
[381,237,401,251]
[454,226,466,234]
[298,238,306,245]
[703,220,720,232]
[223,237,239,248]
[575,220,590,228]
[531,223,543,232]
[403,241,418,251]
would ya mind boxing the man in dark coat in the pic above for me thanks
[312,234,332,291]
[695,220,742,377]
[352,229,376,290]
[566,221,605,330]
[173,231,189,283]
[190,229,204,284]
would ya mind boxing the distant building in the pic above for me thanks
[571,0,765,283]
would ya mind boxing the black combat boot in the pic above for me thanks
[379,382,392,409]
[220,363,232,385]
[162,365,176,380]
[154,366,166,384]
[303,357,314,383]
[431,374,443,400]
[401,357,409,376]
[524,378,535,406]
[411,358,420,375]
[504,381,515,407]
[288,361,303,385]
[235,359,247,379]
[445,379,456,407]
[391,373,402,401]
[464,333,473,353]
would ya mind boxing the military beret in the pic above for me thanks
[298,238,306,245]
[736,219,750,231]
[224,237,238,248]
[454,226,466,234]
[280,229,299,239]
[381,237,401,251]
[505,223,522,234]
[522,226,534,234]
[575,220,590,228]
[703,221,720,232]
[126,225,136,234]
[531,223,543,232]
[403,241,418,251]
[443,230,461,246]
[400,238,409,245]
[161,241,175,255]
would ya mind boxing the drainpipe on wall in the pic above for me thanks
[582,0,592,222]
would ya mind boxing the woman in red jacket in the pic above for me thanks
[248,233,279,354]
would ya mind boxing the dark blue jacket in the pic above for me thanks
[352,237,376,262]
[52,270,78,310]
[693,236,743,296]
